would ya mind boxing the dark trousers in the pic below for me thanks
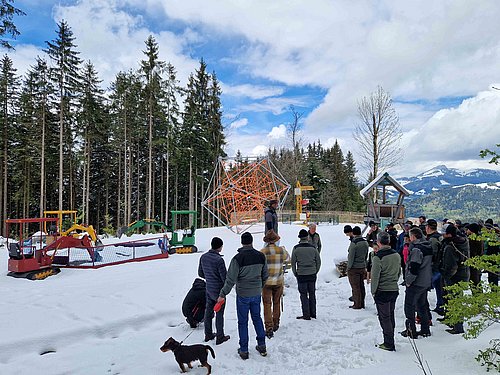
[404,285,430,335]
[488,271,499,286]
[432,272,444,309]
[374,291,398,349]
[347,268,366,308]
[297,274,317,318]
[204,295,226,338]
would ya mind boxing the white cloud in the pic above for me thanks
[221,82,284,99]
[229,118,248,129]
[251,145,268,156]
[268,124,286,140]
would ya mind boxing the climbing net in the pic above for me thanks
[202,157,290,233]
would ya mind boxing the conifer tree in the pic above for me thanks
[44,20,82,211]
[0,54,18,233]
[0,0,25,50]
[140,35,166,220]
[77,61,108,226]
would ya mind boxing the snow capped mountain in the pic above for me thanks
[398,165,500,199]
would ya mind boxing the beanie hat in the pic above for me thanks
[263,230,280,244]
[445,224,457,237]
[467,223,480,235]
[298,229,309,238]
[426,219,438,229]
[352,226,362,235]
[211,237,223,250]
[343,225,353,233]
[241,232,253,245]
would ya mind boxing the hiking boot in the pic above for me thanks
[204,333,216,342]
[377,343,396,351]
[296,316,311,320]
[400,329,417,339]
[273,324,279,332]
[446,328,464,335]
[266,329,274,339]
[417,331,432,338]
[255,345,267,357]
[238,349,249,360]
[216,335,230,345]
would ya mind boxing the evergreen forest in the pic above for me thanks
[0,21,364,235]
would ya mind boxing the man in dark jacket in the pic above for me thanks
[385,223,398,250]
[217,232,269,360]
[182,278,206,328]
[440,224,470,334]
[371,231,401,351]
[198,237,230,345]
[292,229,321,320]
[366,220,381,248]
[307,223,322,253]
[426,219,444,314]
[401,227,433,338]
[264,199,279,235]
[347,226,368,309]
[465,223,484,286]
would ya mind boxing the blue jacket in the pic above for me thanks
[198,249,227,300]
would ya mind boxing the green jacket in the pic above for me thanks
[291,239,321,276]
[347,236,368,269]
[220,246,268,298]
[371,246,401,295]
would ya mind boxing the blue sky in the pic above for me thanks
[8,0,500,180]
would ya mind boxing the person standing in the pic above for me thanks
[198,237,230,345]
[425,219,444,315]
[401,227,433,339]
[260,230,289,338]
[440,224,470,334]
[371,232,401,351]
[264,199,279,235]
[307,223,322,254]
[217,232,268,360]
[367,221,381,248]
[292,229,321,320]
[465,223,484,286]
[347,226,368,309]
[418,215,427,233]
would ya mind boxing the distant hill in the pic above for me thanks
[399,165,500,198]
[398,165,500,221]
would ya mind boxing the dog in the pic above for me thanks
[160,337,215,374]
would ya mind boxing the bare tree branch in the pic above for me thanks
[353,86,402,180]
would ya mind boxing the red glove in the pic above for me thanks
[214,299,225,312]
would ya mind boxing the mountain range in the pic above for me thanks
[392,165,500,221]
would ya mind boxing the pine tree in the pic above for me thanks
[44,20,82,211]
[77,61,108,227]
[140,35,166,220]
[0,54,19,233]
[0,0,25,50]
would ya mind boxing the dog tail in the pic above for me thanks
[206,345,215,359]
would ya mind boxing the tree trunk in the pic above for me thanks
[58,97,63,211]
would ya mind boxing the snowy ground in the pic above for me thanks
[0,223,497,375]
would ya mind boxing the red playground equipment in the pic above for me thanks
[6,218,61,280]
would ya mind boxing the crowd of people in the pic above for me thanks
[343,216,499,351]
[181,199,499,358]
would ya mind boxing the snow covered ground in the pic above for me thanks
[0,223,497,374]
